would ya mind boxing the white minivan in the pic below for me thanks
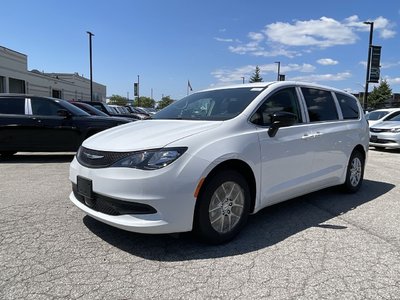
[69,81,369,244]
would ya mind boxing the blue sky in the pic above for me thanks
[1,0,399,101]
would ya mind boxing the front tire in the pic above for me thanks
[343,150,365,193]
[194,170,250,244]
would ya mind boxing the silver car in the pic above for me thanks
[370,110,400,149]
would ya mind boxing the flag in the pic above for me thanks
[188,80,193,91]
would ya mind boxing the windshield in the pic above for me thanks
[366,110,389,120]
[154,87,263,121]
[385,111,400,122]
[58,100,91,116]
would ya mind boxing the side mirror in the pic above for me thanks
[268,112,298,137]
[57,109,71,118]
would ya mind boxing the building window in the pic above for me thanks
[0,76,5,93]
[9,78,26,93]
[52,89,62,99]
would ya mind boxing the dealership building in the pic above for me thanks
[0,45,106,101]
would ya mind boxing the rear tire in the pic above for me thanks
[194,170,250,244]
[342,150,365,193]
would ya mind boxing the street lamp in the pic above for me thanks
[137,75,140,107]
[275,61,281,81]
[86,31,94,102]
[363,21,374,111]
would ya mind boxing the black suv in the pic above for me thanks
[0,94,131,157]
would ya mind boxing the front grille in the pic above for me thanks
[369,138,396,144]
[72,183,157,215]
[77,146,134,168]
[370,128,391,133]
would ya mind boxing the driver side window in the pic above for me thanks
[250,87,302,126]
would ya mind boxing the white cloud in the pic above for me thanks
[214,37,234,42]
[317,58,339,66]
[290,72,352,82]
[265,17,357,48]
[381,61,400,69]
[211,63,316,85]
[225,15,396,58]
[385,76,400,85]
[380,28,396,39]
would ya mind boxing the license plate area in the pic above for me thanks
[370,135,378,142]
[77,176,93,199]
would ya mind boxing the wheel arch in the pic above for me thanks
[352,144,366,160]
[195,159,257,214]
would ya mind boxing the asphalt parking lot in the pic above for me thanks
[1,149,400,299]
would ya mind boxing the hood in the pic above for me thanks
[371,121,400,129]
[82,119,223,151]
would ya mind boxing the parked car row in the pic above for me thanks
[366,108,400,149]
[0,94,133,157]
[76,101,142,120]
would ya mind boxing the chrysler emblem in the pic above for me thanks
[84,152,104,159]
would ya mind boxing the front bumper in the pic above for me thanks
[69,157,200,234]
[369,132,400,149]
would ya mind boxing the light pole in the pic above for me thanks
[275,61,281,81]
[363,21,374,111]
[137,75,140,106]
[86,31,94,102]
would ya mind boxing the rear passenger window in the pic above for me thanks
[335,93,360,119]
[250,87,302,126]
[31,98,62,116]
[301,88,338,122]
[0,98,25,115]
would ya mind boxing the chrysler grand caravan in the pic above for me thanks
[69,81,369,244]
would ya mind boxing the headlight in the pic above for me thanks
[390,128,400,133]
[111,147,187,170]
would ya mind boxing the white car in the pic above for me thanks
[365,108,400,126]
[69,81,369,244]
[369,109,400,149]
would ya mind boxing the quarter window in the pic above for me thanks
[250,88,302,126]
[335,93,360,119]
[301,88,338,122]
[0,98,25,115]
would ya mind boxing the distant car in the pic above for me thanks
[69,81,369,244]
[0,94,130,157]
[369,109,400,149]
[70,101,133,123]
[78,101,140,120]
[125,106,150,119]
[365,108,400,126]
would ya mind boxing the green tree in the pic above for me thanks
[133,96,156,108]
[368,80,392,109]
[249,65,263,83]
[157,96,175,109]
[108,94,128,106]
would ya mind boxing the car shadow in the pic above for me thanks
[0,152,75,163]
[83,179,394,260]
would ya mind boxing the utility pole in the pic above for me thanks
[275,61,281,81]
[363,21,374,111]
[137,75,140,107]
